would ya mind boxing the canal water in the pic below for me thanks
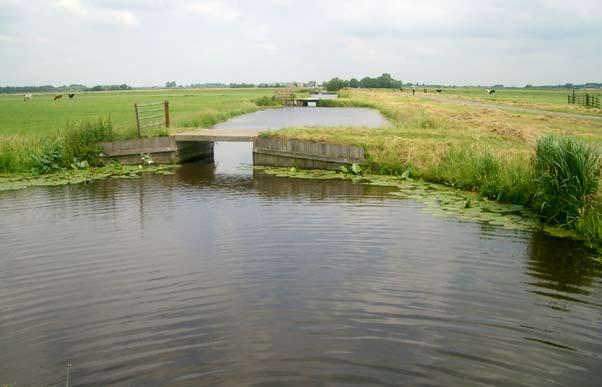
[1,142,601,386]
[213,107,388,130]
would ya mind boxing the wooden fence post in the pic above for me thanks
[134,103,141,138]
[164,101,170,128]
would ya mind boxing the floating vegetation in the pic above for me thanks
[0,164,178,192]
[255,166,578,240]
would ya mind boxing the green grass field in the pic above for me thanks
[438,87,602,116]
[0,88,273,137]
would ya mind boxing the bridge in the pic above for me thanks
[174,128,260,142]
[102,128,364,171]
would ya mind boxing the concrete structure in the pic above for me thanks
[101,128,365,170]
[175,128,259,142]
[101,136,213,165]
[253,137,365,170]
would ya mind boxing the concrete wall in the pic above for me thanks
[253,137,365,170]
[101,137,214,165]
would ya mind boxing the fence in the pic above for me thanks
[134,101,170,137]
[568,91,600,108]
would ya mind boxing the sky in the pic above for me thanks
[1,0,601,87]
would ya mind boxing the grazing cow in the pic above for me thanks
[436,89,443,93]
[24,94,32,101]
[487,89,496,95]
[54,94,63,101]
[68,93,75,99]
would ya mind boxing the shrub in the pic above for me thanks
[533,135,600,225]
[255,96,282,107]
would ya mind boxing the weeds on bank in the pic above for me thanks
[0,119,116,174]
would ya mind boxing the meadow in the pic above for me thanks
[0,88,273,137]
[270,89,602,249]
[435,87,602,116]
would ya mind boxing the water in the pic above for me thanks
[1,143,601,386]
[213,107,388,130]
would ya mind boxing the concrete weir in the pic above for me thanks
[253,137,365,170]
[101,131,365,170]
[101,136,213,165]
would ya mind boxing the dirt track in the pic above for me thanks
[421,94,602,121]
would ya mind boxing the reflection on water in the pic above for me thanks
[0,143,600,387]
[213,107,388,130]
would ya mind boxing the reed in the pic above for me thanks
[533,135,600,225]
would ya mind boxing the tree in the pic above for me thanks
[324,77,349,91]
[166,81,177,88]
[349,78,359,88]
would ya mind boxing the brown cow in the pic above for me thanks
[54,94,63,101]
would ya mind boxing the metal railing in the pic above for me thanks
[134,101,170,137]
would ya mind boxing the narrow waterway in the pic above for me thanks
[0,142,600,386]
[213,107,388,129]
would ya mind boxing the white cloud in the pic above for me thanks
[54,0,86,15]
[108,10,138,26]
[52,0,138,27]
[1,0,601,85]
[0,34,17,43]
[188,1,241,22]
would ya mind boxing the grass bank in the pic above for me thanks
[0,88,274,182]
[270,89,602,250]
[0,88,273,137]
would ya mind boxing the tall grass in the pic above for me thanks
[533,135,600,225]
[0,119,115,174]
[575,203,601,250]
[423,145,535,203]
[63,119,116,166]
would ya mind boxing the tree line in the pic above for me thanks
[323,73,403,91]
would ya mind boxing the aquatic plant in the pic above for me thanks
[31,139,64,174]
[70,158,89,170]
[140,153,154,165]
[533,135,600,225]
[340,163,362,175]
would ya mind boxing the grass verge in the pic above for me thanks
[271,89,602,251]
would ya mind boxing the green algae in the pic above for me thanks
[0,164,178,192]
[255,166,581,241]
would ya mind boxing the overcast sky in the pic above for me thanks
[1,0,601,86]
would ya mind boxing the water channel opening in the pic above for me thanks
[212,141,253,175]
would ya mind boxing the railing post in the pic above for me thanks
[134,103,141,138]
[164,101,170,128]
